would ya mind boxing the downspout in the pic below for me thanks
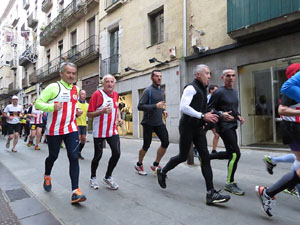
[183,0,187,57]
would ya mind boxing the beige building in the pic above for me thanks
[98,0,185,141]
[36,0,100,100]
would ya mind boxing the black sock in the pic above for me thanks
[137,162,142,166]
[79,143,85,153]
[153,161,159,167]
[267,171,300,197]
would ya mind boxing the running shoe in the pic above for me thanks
[134,163,147,176]
[255,186,276,217]
[224,183,245,195]
[89,177,99,190]
[6,141,10,149]
[211,149,217,153]
[206,189,231,205]
[11,149,17,153]
[34,145,40,150]
[103,177,119,190]
[283,187,298,196]
[43,175,52,192]
[156,168,167,189]
[71,188,86,204]
[27,141,33,147]
[263,155,276,175]
[150,165,161,172]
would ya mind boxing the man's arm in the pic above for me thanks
[35,83,59,112]
[137,88,157,111]
[179,85,202,118]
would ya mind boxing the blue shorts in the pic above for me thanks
[78,126,87,135]
[289,142,300,152]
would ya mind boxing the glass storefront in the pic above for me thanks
[239,56,300,147]
[118,92,133,136]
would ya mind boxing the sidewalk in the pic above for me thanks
[0,161,61,225]
[0,135,299,225]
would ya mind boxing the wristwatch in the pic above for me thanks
[201,113,205,119]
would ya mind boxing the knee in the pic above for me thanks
[161,140,169,149]
[142,145,150,151]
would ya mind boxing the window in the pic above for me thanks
[149,8,164,45]
[46,49,50,64]
[109,28,119,74]
[59,1,64,12]
[47,13,51,25]
[58,40,63,56]
[0,78,2,89]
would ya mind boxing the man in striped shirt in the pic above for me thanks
[35,62,86,204]
[87,74,122,190]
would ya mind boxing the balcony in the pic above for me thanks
[29,71,37,85]
[40,13,65,46]
[23,0,30,10]
[105,0,123,13]
[22,77,29,89]
[8,82,18,95]
[27,13,38,28]
[42,0,53,13]
[66,35,99,66]
[0,88,8,96]
[19,46,38,67]
[61,0,99,27]
[227,0,300,40]
[100,54,120,77]
[36,57,62,83]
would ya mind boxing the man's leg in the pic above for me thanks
[91,138,104,179]
[152,124,169,170]
[212,128,219,152]
[135,124,152,175]
[12,132,19,151]
[78,126,87,159]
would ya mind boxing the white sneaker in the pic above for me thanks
[103,177,119,190]
[134,163,147,176]
[89,177,99,190]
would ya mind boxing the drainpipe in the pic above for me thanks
[183,0,187,57]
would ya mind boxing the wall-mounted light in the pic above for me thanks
[124,66,141,72]
[148,57,169,66]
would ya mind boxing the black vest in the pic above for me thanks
[180,79,207,127]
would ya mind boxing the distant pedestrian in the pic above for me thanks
[87,74,122,190]
[76,90,89,160]
[35,62,86,204]
[3,95,24,152]
[135,70,169,176]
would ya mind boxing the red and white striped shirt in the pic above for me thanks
[29,106,43,124]
[281,103,300,123]
[89,89,119,138]
[46,82,78,136]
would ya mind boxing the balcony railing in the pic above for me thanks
[42,0,53,13]
[27,12,38,28]
[8,82,18,95]
[100,54,120,77]
[62,0,99,27]
[40,12,64,46]
[19,46,37,67]
[105,0,123,13]
[29,71,37,85]
[37,36,99,83]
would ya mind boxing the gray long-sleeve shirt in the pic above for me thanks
[138,84,165,126]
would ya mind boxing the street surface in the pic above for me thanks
[0,135,299,225]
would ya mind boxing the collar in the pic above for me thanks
[151,84,160,89]
[60,80,73,89]
[78,99,86,104]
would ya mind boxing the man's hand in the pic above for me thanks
[76,108,83,117]
[237,115,245,125]
[102,104,112,114]
[222,111,234,121]
[163,110,168,118]
[203,111,219,123]
[117,118,123,126]
[54,102,62,111]
[156,101,166,109]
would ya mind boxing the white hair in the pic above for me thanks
[101,74,116,83]
[193,64,209,77]
[222,68,235,76]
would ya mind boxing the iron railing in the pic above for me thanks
[100,54,120,76]
[42,0,53,13]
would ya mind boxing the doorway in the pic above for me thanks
[239,57,300,147]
